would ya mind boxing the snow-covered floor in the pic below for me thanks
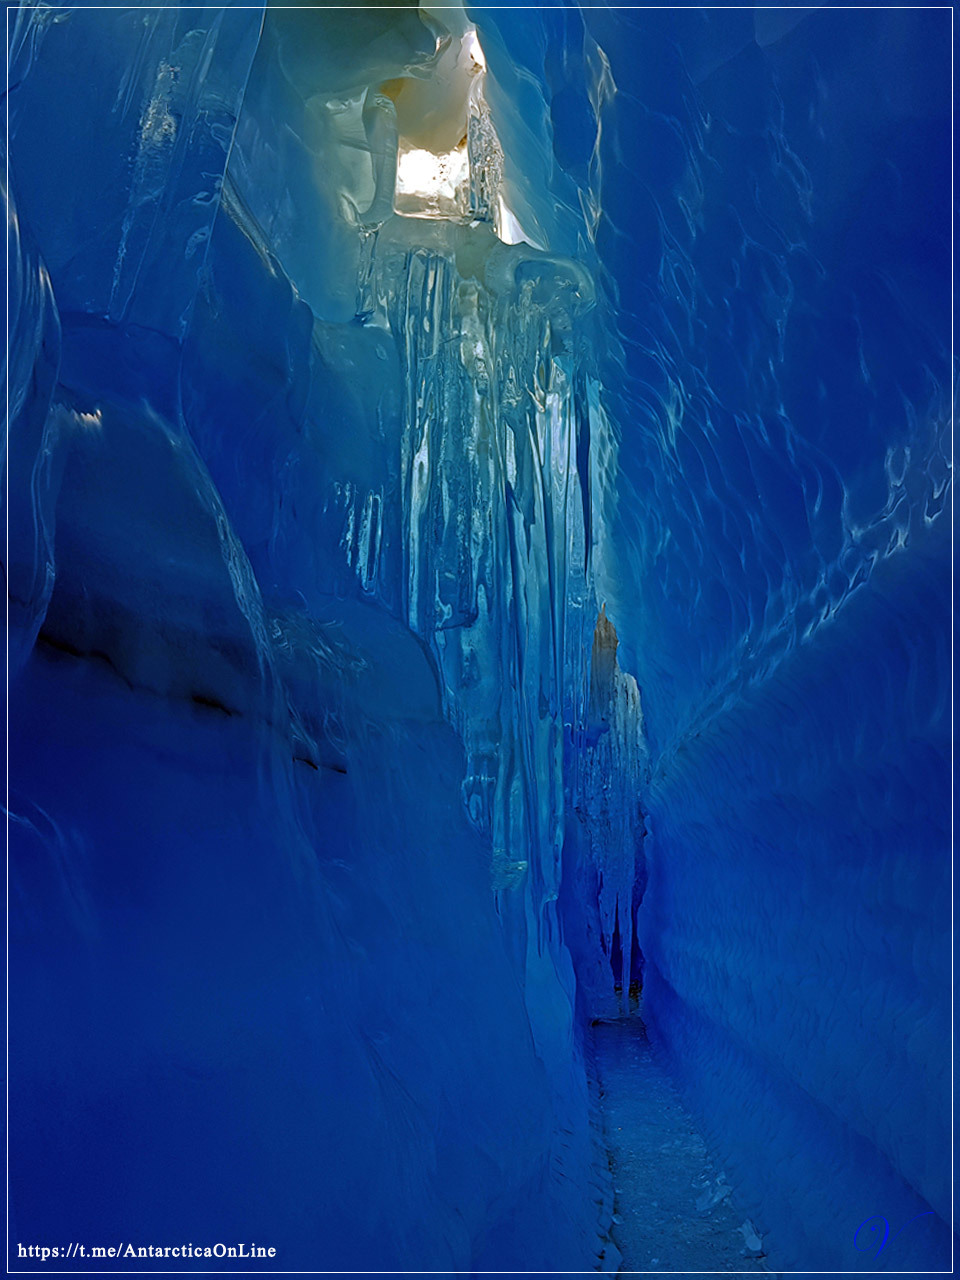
[593,1017,769,1276]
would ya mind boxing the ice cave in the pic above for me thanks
[4,2,953,1274]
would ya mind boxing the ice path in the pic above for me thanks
[592,1017,769,1276]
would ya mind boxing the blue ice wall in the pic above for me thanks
[5,2,619,1269]
[569,6,952,1271]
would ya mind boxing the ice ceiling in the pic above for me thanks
[4,1,951,1273]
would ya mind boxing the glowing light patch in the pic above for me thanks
[496,194,527,246]
[463,29,486,73]
[396,145,469,204]
[496,193,543,249]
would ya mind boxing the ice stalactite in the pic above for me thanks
[335,38,595,889]
[356,227,596,898]
[325,13,647,1093]
[562,604,649,1018]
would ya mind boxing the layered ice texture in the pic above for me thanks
[4,3,952,1273]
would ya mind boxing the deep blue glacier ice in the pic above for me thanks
[4,2,952,1274]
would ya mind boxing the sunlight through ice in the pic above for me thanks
[396,144,469,203]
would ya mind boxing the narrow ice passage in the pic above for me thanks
[592,1017,767,1273]
[4,3,951,1275]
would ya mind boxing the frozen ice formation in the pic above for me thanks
[4,2,951,1273]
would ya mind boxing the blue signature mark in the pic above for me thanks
[854,1211,935,1260]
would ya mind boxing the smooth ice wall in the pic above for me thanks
[565,7,952,1270]
[5,2,619,1269]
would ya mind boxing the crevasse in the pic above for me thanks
[5,2,952,1274]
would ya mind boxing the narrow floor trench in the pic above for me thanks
[592,1015,771,1275]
